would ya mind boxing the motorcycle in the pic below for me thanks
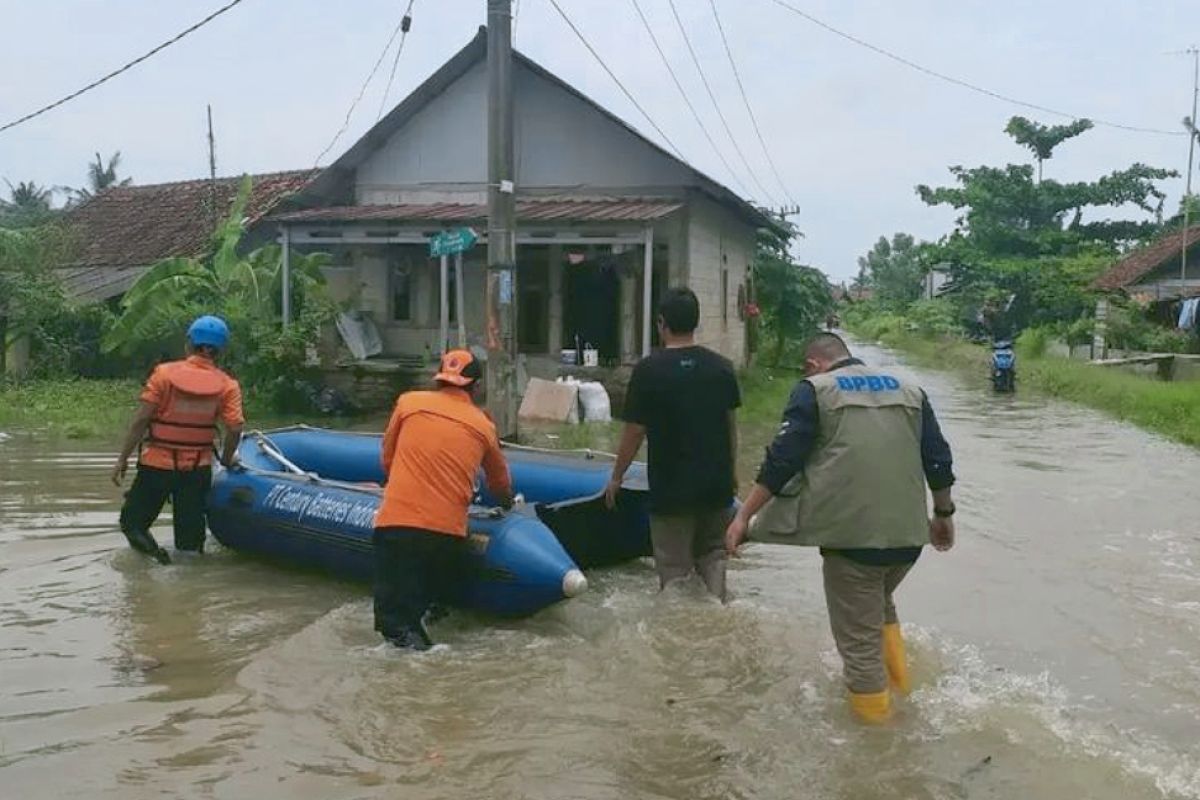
[991,339,1016,393]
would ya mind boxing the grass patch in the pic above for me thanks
[1019,357,1200,447]
[0,378,140,439]
[848,321,1200,448]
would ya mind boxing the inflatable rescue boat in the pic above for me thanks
[206,426,652,617]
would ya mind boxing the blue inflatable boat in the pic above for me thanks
[207,426,653,617]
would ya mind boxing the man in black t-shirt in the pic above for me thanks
[605,287,741,601]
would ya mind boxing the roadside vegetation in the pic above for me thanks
[3,163,339,438]
[844,115,1200,447]
[0,378,138,439]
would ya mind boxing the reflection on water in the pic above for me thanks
[2,340,1200,798]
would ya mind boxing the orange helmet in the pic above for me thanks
[434,349,482,387]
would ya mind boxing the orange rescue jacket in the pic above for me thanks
[139,356,243,470]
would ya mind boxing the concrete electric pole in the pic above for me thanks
[486,0,519,439]
[1181,46,1199,289]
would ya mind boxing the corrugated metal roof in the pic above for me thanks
[55,265,148,303]
[271,199,684,225]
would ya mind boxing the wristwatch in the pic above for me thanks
[934,502,956,518]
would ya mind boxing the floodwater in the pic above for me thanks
[2,340,1199,799]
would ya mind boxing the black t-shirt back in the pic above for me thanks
[623,346,740,513]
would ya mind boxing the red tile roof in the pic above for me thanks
[58,170,315,300]
[270,199,684,225]
[1094,226,1200,291]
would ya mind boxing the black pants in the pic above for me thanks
[119,464,212,553]
[373,527,467,639]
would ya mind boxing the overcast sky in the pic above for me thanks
[1,0,1197,281]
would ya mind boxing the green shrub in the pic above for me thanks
[905,298,963,337]
[1017,325,1051,358]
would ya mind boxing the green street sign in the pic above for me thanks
[429,227,478,257]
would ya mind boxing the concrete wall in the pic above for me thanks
[322,245,488,359]
[683,195,754,366]
[356,59,697,203]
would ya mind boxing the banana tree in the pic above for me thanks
[103,175,330,356]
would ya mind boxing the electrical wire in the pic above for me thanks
[375,0,418,122]
[665,0,776,203]
[708,0,796,205]
[766,0,1187,137]
[544,0,684,159]
[0,0,247,135]
[313,5,413,166]
[628,0,750,196]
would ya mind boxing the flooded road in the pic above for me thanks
[2,340,1199,799]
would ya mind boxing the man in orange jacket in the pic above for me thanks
[374,348,514,650]
[111,315,244,564]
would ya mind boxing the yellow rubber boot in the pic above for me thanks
[848,689,891,724]
[882,622,911,695]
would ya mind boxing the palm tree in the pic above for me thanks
[0,180,56,226]
[69,151,132,205]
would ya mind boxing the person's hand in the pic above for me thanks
[725,515,749,557]
[222,453,243,472]
[603,477,621,510]
[111,457,128,487]
[929,516,955,552]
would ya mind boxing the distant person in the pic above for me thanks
[111,315,244,564]
[373,349,514,650]
[605,287,740,601]
[725,333,956,723]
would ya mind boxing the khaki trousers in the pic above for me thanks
[649,508,732,601]
[822,553,913,693]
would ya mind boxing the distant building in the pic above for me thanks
[922,266,950,300]
[1093,227,1200,300]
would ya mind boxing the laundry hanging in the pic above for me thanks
[1178,298,1199,330]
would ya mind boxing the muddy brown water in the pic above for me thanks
[2,340,1199,799]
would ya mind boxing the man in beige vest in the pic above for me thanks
[725,333,956,723]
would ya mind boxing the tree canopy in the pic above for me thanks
[752,219,833,364]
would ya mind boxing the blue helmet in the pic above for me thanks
[187,315,230,350]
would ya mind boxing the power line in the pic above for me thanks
[665,0,777,203]
[708,0,796,205]
[0,0,248,135]
[314,5,413,166]
[766,0,1187,137]
[544,0,684,159]
[628,0,751,196]
[375,0,417,122]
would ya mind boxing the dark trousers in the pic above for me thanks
[119,464,212,553]
[373,526,468,639]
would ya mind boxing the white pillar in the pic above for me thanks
[642,227,654,356]
[281,225,292,329]
[439,253,449,354]
[455,251,467,348]
[620,268,637,363]
[1093,297,1109,360]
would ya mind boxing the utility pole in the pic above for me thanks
[207,104,218,228]
[486,0,518,438]
[1181,46,1199,291]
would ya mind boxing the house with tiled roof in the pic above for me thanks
[1093,226,1200,299]
[59,171,315,301]
[58,27,781,376]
